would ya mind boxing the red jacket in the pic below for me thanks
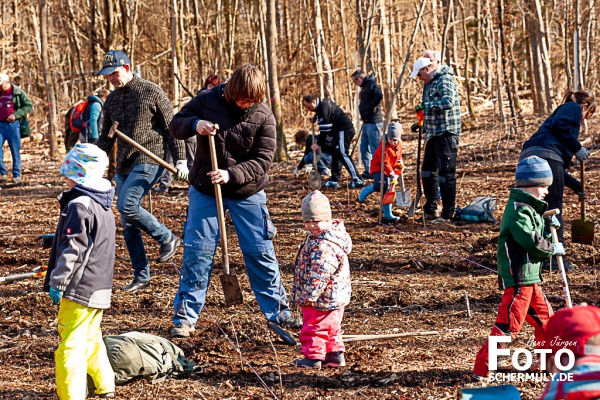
[370,141,403,176]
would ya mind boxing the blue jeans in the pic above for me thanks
[359,123,382,174]
[115,163,171,281]
[303,152,332,174]
[0,121,22,177]
[173,187,291,326]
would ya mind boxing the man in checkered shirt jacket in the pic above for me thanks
[410,55,461,222]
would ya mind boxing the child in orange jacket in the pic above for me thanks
[358,122,404,221]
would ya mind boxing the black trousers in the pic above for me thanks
[421,133,459,218]
[330,130,360,182]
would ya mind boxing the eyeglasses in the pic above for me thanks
[235,99,255,108]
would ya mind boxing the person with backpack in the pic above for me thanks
[64,89,110,152]
[95,50,188,292]
[44,143,116,399]
[520,89,596,271]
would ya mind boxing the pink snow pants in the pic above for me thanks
[300,306,345,360]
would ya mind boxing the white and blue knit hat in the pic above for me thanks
[515,156,553,187]
[60,143,109,188]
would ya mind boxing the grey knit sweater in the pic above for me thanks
[96,75,185,174]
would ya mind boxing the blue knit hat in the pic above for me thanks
[515,156,553,187]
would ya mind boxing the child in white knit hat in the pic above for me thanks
[44,143,117,398]
[291,190,352,368]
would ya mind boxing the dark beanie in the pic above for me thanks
[515,156,553,187]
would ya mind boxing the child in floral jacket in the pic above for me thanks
[292,190,352,368]
[358,122,404,222]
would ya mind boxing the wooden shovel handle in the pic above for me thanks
[208,129,230,275]
[580,161,586,220]
[108,121,177,174]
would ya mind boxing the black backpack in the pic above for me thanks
[454,196,498,223]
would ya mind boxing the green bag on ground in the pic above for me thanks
[103,331,196,385]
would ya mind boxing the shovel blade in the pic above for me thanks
[571,219,595,245]
[220,272,243,306]
[382,191,396,205]
[309,171,321,190]
[396,190,412,207]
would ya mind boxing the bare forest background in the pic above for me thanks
[1,0,598,161]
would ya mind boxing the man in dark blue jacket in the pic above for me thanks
[302,94,364,189]
[351,70,383,179]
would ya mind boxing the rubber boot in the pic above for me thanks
[358,184,375,202]
[382,204,399,222]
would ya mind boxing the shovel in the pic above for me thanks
[545,208,573,308]
[408,122,424,217]
[309,122,321,190]
[208,128,243,306]
[396,173,412,207]
[382,180,397,205]
[571,160,594,245]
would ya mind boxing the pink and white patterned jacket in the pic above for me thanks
[292,220,352,311]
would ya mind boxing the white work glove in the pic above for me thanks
[305,164,314,173]
[175,160,189,181]
[575,147,590,161]
[552,243,566,256]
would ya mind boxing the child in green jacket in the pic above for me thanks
[472,156,565,380]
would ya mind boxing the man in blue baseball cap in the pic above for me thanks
[95,50,188,292]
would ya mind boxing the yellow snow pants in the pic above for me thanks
[55,298,115,399]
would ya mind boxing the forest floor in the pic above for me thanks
[0,119,599,400]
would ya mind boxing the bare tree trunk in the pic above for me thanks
[313,0,333,98]
[40,0,59,157]
[497,0,516,124]
[266,0,287,161]
[379,0,393,116]
[172,0,180,112]
[440,0,453,65]
[457,0,476,121]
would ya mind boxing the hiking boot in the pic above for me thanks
[361,172,372,180]
[348,179,364,189]
[13,176,21,184]
[171,323,195,338]
[323,352,346,368]
[471,373,488,385]
[123,279,150,292]
[96,393,115,398]
[0,174,6,183]
[323,180,340,189]
[416,213,438,223]
[292,358,322,368]
[153,185,168,193]
[157,235,180,263]
[279,315,302,330]
[320,168,331,176]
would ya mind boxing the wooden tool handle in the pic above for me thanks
[108,121,177,174]
[208,129,230,275]
[543,208,560,217]
[580,161,586,220]
[549,224,573,308]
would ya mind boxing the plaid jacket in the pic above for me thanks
[422,65,461,140]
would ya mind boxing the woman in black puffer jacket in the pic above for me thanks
[168,64,300,338]
[520,89,596,269]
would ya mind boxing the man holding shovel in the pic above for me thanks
[410,55,461,222]
[169,64,300,339]
[95,50,189,292]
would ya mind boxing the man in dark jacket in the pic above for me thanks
[302,94,364,189]
[0,72,33,184]
[95,50,188,292]
[351,70,383,179]
[169,64,299,338]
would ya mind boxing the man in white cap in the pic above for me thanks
[95,50,189,292]
[0,72,33,184]
[410,54,461,222]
